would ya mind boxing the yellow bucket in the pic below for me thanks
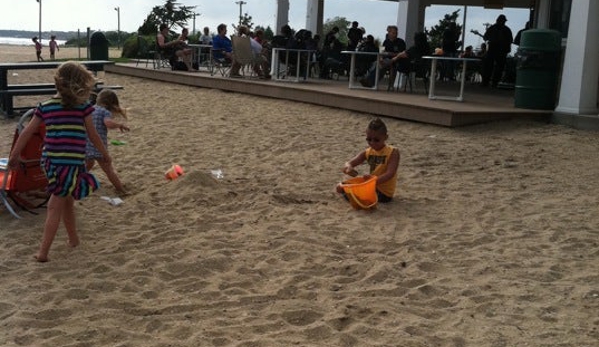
[340,176,378,210]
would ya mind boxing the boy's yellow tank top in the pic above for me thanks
[365,145,398,198]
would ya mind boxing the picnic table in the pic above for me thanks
[0,60,119,117]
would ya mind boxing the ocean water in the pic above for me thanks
[0,37,67,46]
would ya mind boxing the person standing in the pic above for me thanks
[514,21,531,46]
[441,22,460,81]
[49,35,60,60]
[482,14,513,87]
[32,36,44,61]
[347,21,363,51]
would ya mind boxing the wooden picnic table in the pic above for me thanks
[0,60,116,117]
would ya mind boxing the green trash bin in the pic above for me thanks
[89,31,109,71]
[514,29,562,110]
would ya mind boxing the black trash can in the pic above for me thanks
[89,31,109,70]
[514,29,562,110]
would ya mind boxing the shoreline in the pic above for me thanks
[0,43,122,63]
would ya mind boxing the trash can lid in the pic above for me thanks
[90,31,108,43]
[520,29,562,51]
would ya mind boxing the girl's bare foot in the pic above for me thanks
[34,254,48,262]
[67,239,79,248]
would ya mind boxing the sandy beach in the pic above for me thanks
[1,45,598,347]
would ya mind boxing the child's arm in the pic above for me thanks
[104,118,129,132]
[84,116,112,164]
[7,116,42,169]
[342,151,366,176]
[375,148,400,184]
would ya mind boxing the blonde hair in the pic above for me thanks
[54,61,95,108]
[96,89,127,119]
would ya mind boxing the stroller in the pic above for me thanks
[1,109,50,219]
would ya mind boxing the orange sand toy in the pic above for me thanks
[165,164,184,180]
[339,176,378,210]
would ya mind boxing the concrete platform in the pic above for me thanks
[105,63,551,127]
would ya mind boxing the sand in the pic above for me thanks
[1,45,598,347]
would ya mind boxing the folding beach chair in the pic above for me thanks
[1,109,49,219]
[231,36,257,78]
[210,47,232,77]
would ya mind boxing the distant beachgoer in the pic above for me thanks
[32,36,44,61]
[199,27,212,45]
[49,35,60,60]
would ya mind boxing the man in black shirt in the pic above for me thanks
[360,25,406,87]
[482,14,513,87]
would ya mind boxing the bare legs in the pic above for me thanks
[35,195,78,262]
[86,158,126,194]
[176,49,197,72]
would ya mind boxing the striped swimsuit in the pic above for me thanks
[36,98,100,199]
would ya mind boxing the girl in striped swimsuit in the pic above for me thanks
[8,61,111,262]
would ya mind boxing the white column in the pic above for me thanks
[535,0,551,29]
[275,0,289,34]
[396,0,422,46]
[555,0,599,115]
[305,0,323,36]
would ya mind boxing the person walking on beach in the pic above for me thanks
[86,89,129,194]
[7,61,110,262]
[32,36,44,61]
[49,35,60,60]
[336,117,400,203]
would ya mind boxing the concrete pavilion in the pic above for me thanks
[274,0,598,129]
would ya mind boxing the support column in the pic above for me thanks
[555,0,599,120]
[275,0,289,33]
[396,0,422,46]
[305,0,323,37]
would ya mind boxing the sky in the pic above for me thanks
[2,0,530,49]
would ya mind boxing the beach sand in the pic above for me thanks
[1,45,598,347]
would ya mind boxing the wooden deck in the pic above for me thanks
[105,63,551,127]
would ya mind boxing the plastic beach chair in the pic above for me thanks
[0,109,50,218]
[231,36,257,78]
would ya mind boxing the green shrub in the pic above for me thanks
[121,35,156,59]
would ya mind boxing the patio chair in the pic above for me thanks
[231,36,257,78]
[210,48,232,77]
[392,58,429,93]
[1,109,50,218]
[153,42,171,70]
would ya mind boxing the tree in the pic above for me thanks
[254,25,274,40]
[323,17,350,46]
[137,0,197,35]
[233,12,254,32]
[426,9,462,50]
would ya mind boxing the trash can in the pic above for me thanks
[89,31,109,70]
[514,29,562,110]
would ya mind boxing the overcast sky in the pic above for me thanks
[2,0,529,49]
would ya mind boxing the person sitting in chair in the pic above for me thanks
[156,24,196,71]
[212,23,233,64]
[395,32,431,70]
[359,25,406,88]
